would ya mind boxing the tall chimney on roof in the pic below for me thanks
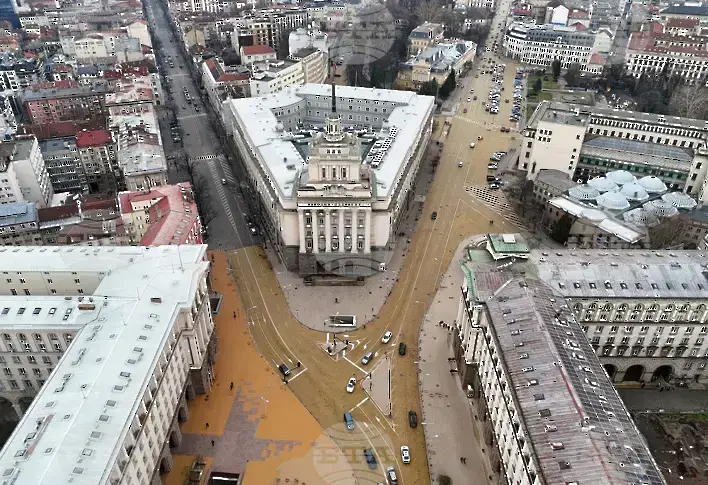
[331,82,336,114]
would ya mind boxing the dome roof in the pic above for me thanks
[643,199,679,218]
[580,208,607,222]
[637,176,667,194]
[619,182,649,202]
[587,176,618,193]
[568,184,601,200]
[661,192,697,210]
[596,191,630,211]
[622,208,660,227]
[606,170,636,186]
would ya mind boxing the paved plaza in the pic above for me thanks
[163,251,356,485]
[418,236,498,485]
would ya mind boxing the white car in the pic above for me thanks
[401,446,411,464]
[346,377,357,393]
[382,331,393,344]
[467,97,471,102]
[469,142,476,149]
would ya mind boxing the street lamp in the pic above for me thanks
[260,396,269,416]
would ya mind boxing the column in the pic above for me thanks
[325,210,332,252]
[338,209,345,253]
[351,208,358,253]
[364,209,372,254]
[298,209,306,253]
[12,403,23,421]
[312,210,319,253]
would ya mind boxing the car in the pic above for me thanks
[486,175,499,182]
[399,342,407,355]
[431,211,437,220]
[362,351,373,365]
[250,226,258,235]
[463,108,467,113]
[182,105,186,109]
[489,182,501,190]
[401,446,410,464]
[278,363,291,376]
[386,466,398,485]
[469,142,476,148]
[195,105,200,112]
[344,412,355,430]
[488,163,499,170]
[221,178,227,185]
[473,95,478,100]
[408,410,418,428]
[382,331,393,344]
[364,448,377,469]
[346,377,357,393]
[467,97,471,102]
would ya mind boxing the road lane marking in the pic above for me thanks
[288,367,307,383]
[359,406,401,467]
[348,396,370,413]
[344,355,368,375]
[358,422,387,479]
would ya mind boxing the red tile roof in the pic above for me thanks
[647,21,665,35]
[667,17,699,29]
[569,9,590,18]
[19,119,106,140]
[75,129,112,148]
[589,53,607,65]
[628,31,708,57]
[241,45,276,56]
[572,22,588,31]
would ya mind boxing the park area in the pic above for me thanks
[525,72,557,119]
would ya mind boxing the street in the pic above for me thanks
[143,0,258,249]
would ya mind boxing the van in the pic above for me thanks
[344,412,355,430]
[278,363,291,376]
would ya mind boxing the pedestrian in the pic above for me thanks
[211,440,215,447]
[205,422,209,429]
[230,382,234,391]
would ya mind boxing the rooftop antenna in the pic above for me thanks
[177,245,184,272]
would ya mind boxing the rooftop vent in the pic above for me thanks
[150,297,162,304]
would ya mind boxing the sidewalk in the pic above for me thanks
[418,235,497,485]
[271,137,443,333]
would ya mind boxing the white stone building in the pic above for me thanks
[289,47,328,84]
[455,264,666,485]
[249,60,305,97]
[222,84,435,278]
[0,245,214,485]
[0,138,54,208]
[504,22,596,69]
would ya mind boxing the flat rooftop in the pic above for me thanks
[226,84,435,201]
[589,105,708,131]
[0,245,209,485]
[526,101,590,130]
[474,273,665,485]
[581,136,694,172]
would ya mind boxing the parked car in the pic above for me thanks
[408,410,418,428]
[488,163,498,170]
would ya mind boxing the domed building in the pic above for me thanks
[619,182,649,202]
[596,191,631,211]
[606,170,636,186]
[637,176,668,194]
[587,176,618,193]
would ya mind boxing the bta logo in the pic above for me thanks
[312,422,394,484]
[329,1,396,67]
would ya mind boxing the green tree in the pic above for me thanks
[419,79,439,96]
[551,59,561,81]
[533,77,542,93]
[564,64,582,87]
[549,213,573,244]
[438,70,456,99]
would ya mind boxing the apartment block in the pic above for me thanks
[0,245,215,485]
[249,59,304,97]
[288,47,328,85]
[504,23,597,69]
[38,137,83,194]
[0,137,53,208]
[75,129,119,194]
[22,81,110,125]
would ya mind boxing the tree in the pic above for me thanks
[669,84,708,119]
[415,0,445,23]
[551,59,561,81]
[564,64,582,87]
[438,70,456,99]
[533,77,542,93]
[419,78,439,96]
[193,172,217,227]
[276,29,292,59]
[549,213,573,244]
[647,216,685,249]
[438,475,452,485]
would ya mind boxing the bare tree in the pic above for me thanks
[669,84,708,120]
[647,216,685,249]
[192,172,217,227]
[415,0,445,23]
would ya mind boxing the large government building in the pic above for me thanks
[223,84,435,279]
[0,246,215,485]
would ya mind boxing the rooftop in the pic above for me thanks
[581,136,694,172]
[75,129,112,148]
[225,84,435,201]
[0,245,209,485]
[471,270,666,485]
[117,143,166,177]
[526,101,590,130]
[0,201,37,227]
[241,44,276,56]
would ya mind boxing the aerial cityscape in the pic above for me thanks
[0,0,706,483]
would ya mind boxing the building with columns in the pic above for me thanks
[457,241,708,388]
[223,84,435,278]
[0,245,215,485]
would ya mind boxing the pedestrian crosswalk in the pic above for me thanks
[177,113,207,121]
[453,115,519,132]
[193,154,218,161]
[219,157,237,184]
[464,185,525,229]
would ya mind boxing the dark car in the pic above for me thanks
[364,448,377,469]
[408,410,418,428]
[431,211,437,220]
[278,363,291,376]
[399,342,407,355]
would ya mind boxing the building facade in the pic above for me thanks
[249,60,304,97]
[0,245,215,485]
[0,137,54,208]
[223,84,435,278]
[504,22,596,69]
